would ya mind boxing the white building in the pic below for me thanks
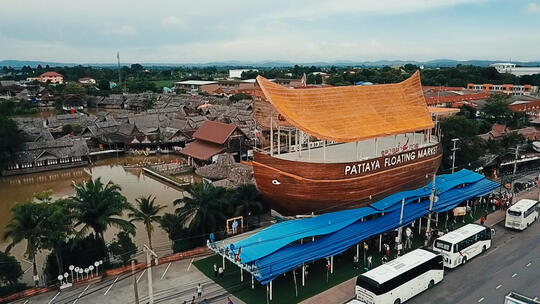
[229,69,257,79]
[491,63,540,76]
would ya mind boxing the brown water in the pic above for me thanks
[0,154,193,284]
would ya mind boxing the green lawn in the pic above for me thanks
[194,204,492,304]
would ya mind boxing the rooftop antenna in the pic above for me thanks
[117,51,122,90]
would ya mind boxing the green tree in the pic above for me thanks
[0,116,26,167]
[62,124,73,135]
[159,213,197,252]
[439,115,487,170]
[40,199,74,276]
[108,231,137,265]
[71,178,134,250]
[63,82,88,104]
[481,93,512,125]
[3,202,45,286]
[128,195,166,250]
[229,93,253,102]
[142,96,156,110]
[232,184,264,228]
[0,252,23,286]
[173,182,228,244]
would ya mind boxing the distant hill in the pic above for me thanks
[2,59,540,69]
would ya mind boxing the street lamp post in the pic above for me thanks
[69,265,74,283]
[94,261,100,276]
[89,265,95,278]
[58,275,64,286]
[78,268,84,280]
[510,145,520,203]
[75,267,80,281]
[84,268,89,279]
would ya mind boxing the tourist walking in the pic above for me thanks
[197,283,203,299]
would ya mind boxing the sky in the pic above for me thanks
[1,0,539,64]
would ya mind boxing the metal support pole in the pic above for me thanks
[277,125,281,155]
[145,247,154,304]
[356,244,360,262]
[510,145,519,203]
[222,255,225,270]
[132,260,139,304]
[302,264,305,286]
[251,274,255,289]
[426,174,437,246]
[451,138,459,174]
[240,268,243,282]
[330,256,334,274]
[419,216,422,235]
[270,116,274,156]
[397,198,405,256]
[270,280,273,301]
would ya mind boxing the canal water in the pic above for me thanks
[0,154,196,284]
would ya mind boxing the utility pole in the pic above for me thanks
[510,145,520,203]
[143,245,158,304]
[425,173,437,246]
[131,260,139,304]
[451,138,459,174]
[117,51,121,90]
[396,198,405,256]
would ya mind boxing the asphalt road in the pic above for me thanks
[409,219,540,304]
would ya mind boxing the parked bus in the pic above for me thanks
[505,291,540,304]
[432,223,491,268]
[505,199,539,230]
[355,249,443,304]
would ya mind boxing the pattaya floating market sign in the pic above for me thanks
[344,145,438,176]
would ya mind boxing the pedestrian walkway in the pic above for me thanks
[476,209,505,227]
[299,278,355,304]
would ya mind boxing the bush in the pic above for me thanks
[229,93,252,102]
[44,236,107,281]
[108,231,137,265]
[0,282,28,297]
[160,213,200,253]
[0,252,23,286]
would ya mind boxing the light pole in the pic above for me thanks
[426,174,438,246]
[510,145,520,203]
[451,138,459,174]
[94,261,100,276]
[143,244,159,304]
[69,265,74,283]
[84,268,89,279]
[75,267,80,281]
[89,265,95,277]
[58,275,64,286]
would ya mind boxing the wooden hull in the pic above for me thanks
[252,144,441,215]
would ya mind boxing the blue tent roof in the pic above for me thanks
[227,170,498,284]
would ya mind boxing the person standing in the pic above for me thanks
[213,263,218,278]
[353,254,359,269]
[227,296,234,304]
[218,266,224,279]
[197,283,203,299]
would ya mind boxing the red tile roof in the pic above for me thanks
[180,140,224,160]
[40,72,63,77]
[193,120,237,145]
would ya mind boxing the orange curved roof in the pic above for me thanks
[256,71,434,143]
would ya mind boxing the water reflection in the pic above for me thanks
[0,154,192,284]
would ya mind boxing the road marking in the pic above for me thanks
[137,269,147,283]
[160,262,172,280]
[496,284,502,289]
[526,262,531,267]
[104,275,120,295]
[512,273,517,278]
[478,297,485,302]
[73,284,91,304]
[23,300,29,304]
[47,292,61,304]
[186,258,194,271]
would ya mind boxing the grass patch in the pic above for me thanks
[194,204,491,303]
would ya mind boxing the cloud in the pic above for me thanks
[161,16,186,30]
[528,3,538,12]
[102,25,138,36]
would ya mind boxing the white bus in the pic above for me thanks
[355,249,443,304]
[505,291,540,304]
[505,199,539,230]
[432,223,492,268]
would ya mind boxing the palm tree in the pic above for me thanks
[3,202,45,286]
[128,195,166,250]
[71,178,134,249]
[232,184,264,228]
[173,182,228,242]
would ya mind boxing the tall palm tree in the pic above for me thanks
[128,195,166,250]
[173,182,227,242]
[71,178,134,249]
[232,184,264,228]
[3,202,45,286]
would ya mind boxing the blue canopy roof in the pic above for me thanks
[227,170,498,284]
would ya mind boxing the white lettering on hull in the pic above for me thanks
[345,145,438,176]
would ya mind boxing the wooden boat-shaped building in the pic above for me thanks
[252,71,445,215]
